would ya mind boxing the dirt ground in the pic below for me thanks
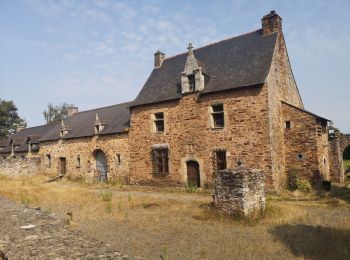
[0,174,350,260]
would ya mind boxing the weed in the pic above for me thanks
[161,245,168,260]
[297,179,312,193]
[287,168,300,191]
[20,195,31,206]
[185,183,197,193]
[105,202,112,213]
[100,190,112,202]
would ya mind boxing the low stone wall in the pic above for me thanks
[0,157,41,177]
[213,166,265,216]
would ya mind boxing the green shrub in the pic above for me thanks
[100,190,112,202]
[296,179,312,193]
[287,169,300,191]
[185,183,198,193]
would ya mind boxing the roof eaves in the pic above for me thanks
[281,101,331,122]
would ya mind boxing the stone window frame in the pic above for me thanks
[151,111,165,134]
[151,146,169,176]
[209,103,225,130]
[284,120,292,130]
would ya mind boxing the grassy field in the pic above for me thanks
[0,174,350,259]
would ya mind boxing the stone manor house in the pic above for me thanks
[1,11,348,190]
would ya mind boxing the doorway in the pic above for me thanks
[187,161,200,187]
[59,157,66,175]
[95,150,108,182]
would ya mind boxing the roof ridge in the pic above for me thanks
[70,101,133,116]
[163,29,263,61]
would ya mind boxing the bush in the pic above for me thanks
[100,190,112,202]
[296,179,312,193]
[185,183,197,193]
[287,169,300,191]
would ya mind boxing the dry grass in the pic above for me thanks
[0,173,349,259]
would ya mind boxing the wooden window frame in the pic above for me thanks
[211,104,225,129]
[154,112,165,133]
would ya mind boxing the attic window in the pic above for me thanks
[154,112,164,133]
[188,74,196,92]
[211,104,224,129]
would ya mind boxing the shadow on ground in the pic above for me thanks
[269,224,350,260]
[329,183,350,204]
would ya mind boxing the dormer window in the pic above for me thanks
[181,43,205,94]
[188,74,195,91]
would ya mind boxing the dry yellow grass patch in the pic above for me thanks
[0,173,349,259]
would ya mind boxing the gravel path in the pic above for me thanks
[0,196,133,260]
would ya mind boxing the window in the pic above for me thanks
[76,155,81,168]
[154,112,164,133]
[213,150,227,173]
[188,74,195,91]
[152,148,169,176]
[211,104,224,128]
[285,121,291,129]
[46,154,51,167]
[116,154,121,165]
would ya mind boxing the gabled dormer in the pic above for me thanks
[181,43,205,94]
[60,120,71,138]
[94,113,107,135]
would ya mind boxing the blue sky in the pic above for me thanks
[0,0,349,132]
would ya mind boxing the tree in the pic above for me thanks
[43,103,73,123]
[0,99,27,138]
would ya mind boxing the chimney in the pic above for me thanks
[261,10,282,35]
[154,50,165,69]
[67,106,78,117]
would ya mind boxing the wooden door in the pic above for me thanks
[95,150,108,182]
[187,161,200,187]
[60,157,66,175]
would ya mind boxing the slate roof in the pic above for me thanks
[132,29,278,107]
[0,124,57,154]
[40,101,132,142]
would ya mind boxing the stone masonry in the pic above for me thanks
[213,166,265,216]
[0,157,41,177]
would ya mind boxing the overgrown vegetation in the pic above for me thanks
[287,168,312,193]
[100,190,112,202]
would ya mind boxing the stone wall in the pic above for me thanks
[213,166,265,216]
[265,31,304,190]
[0,157,41,177]
[129,86,272,188]
[328,128,345,182]
[38,133,129,182]
[282,103,329,183]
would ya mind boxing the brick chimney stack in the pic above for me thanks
[262,10,282,35]
[154,50,165,69]
[67,106,78,117]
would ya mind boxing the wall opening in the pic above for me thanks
[343,145,350,174]
[187,160,200,187]
[94,149,108,182]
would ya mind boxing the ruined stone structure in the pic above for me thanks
[0,157,41,177]
[214,166,265,216]
[0,11,346,190]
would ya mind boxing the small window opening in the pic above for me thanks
[188,74,195,91]
[76,155,81,168]
[154,112,164,133]
[116,154,121,165]
[213,149,227,173]
[285,121,291,129]
[152,148,169,176]
[46,154,51,167]
[211,104,224,128]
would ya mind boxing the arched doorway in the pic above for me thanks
[343,145,350,174]
[187,161,200,187]
[94,150,108,181]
